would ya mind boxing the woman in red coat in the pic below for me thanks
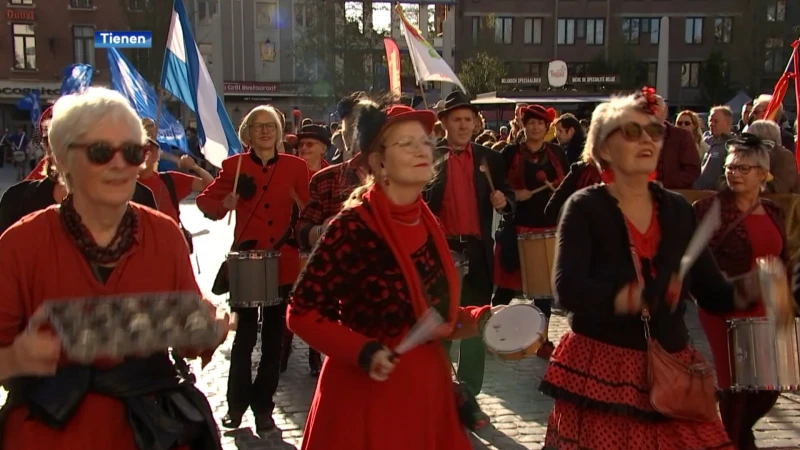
[288,103,499,450]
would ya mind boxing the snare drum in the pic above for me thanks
[517,231,557,299]
[483,304,546,361]
[227,250,281,308]
[727,317,800,391]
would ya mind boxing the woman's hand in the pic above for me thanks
[614,282,643,314]
[222,193,239,211]
[11,329,61,377]
[368,348,396,382]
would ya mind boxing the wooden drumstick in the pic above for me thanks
[227,156,244,225]
[479,158,496,192]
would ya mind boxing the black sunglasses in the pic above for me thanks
[612,122,666,142]
[68,142,148,166]
[676,121,693,127]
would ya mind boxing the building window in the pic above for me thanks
[524,18,542,45]
[70,0,93,7]
[622,18,640,44]
[640,18,659,44]
[295,2,314,29]
[586,19,604,45]
[764,38,784,72]
[10,0,34,4]
[767,0,786,22]
[576,19,585,39]
[132,48,152,75]
[128,0,151,10]
[557,19,575,45]
[684,18,703,45]
[714,17,733,44]
[196,0,217,21]
[73,26,95,65]
[12,23,36,70]
[681,62,701,88]
[472,17,479,45]
[494,17,513,44]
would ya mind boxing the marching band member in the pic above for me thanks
[426,90,514,396]
[694,134,790,450]
[288,104,495,450]
[196,105,309,434]
[0,87,228,450]
[24,107,53,181]
[543,149,602,223]
[492,104,568,360]
[538,91,789,449]
[295,96,377,251]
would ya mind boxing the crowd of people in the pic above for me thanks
[0,84,798,450]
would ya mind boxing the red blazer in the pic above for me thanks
[656,123,700,189]
[196,151,310,285]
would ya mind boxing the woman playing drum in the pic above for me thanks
[539,90,794,449]
[492,104,568,359]
[288,103,499,450]
[694,134,793,450]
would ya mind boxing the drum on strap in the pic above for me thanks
[227,250,282,308]
[483,304,546,361]
[727,318,800,391]
[517,230,557,299]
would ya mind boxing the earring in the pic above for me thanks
[600,168,615,184]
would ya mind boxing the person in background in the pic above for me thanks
[553,113,586,164]
[324,122,340,162]
[695,106,735,190]
[472,112,486,141]
[329,93,366,165]
[301,118,313,128]
[499,126,509,142]
[475,131,496,147]
[653,94,701,189]
[491,141,508,152]
[747,120,798,193]
[738,101,753,133]
[676,110,708,161]
[579,119,590,135]
[748,95,796,151]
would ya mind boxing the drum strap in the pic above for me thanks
[715,200,760,246]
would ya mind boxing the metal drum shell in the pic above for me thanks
[727,317,800,392]
[517,231,557,299]
[227,250,281,308]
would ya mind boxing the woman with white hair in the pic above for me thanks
[196,104,309,434]
[538,90,793,449]
[746,119,797,193]
[0,87,229,450]
[694,134,792,449]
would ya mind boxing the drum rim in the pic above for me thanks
[517,231,556,239]
[227,250,281,258]
[482,304,546,352]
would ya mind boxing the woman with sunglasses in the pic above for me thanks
[492,104,568,360]
[694,134,792,450]
[288,103,498,450]
[675,110,708,161]
[0,109,157,236]
[196,105,309,435]
[0,87,230,450]
[539,91,783,449]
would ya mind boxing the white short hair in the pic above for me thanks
[746,119,781,145]
[586,93,647,169]
[238,105,284,148]
[754,94,783,118]
[49,87,146,171]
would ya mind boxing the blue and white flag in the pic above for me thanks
[161,0,241,167]
[16,90,41,125]
[106,48,188,153]
[60,64,94,96]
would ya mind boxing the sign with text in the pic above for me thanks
[548,60,568,88]
[7,9,35,20]
[570,75,619,84]
[0,81,61,99]
[95,31,152,49]
[500,77,542,85]
[223,81,311,96]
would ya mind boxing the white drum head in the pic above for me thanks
[483,304,546,353]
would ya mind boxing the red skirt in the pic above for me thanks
[540,332,733,450]
[493,225,552,290]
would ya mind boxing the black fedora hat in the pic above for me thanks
[437,90,479,119]
[297,124,332,147]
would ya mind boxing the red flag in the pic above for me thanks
[383,38,402,98]
[764,40,797,122]
[792,41,800,170]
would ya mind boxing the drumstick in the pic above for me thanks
[227,156,244,225]
[535,171,556,192]
[479,157,496,192]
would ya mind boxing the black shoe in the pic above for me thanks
[255,414,277,435]
[221,410,245,429]
[280,332,293,373]
[309,351,322,377]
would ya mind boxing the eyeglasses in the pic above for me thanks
[611,122,666,142]
[68,142,148,166]
[676,121,693,127]
[382,136,437,151]
[724,164,763,175]
[250,122,277,132]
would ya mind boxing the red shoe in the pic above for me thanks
[536,340,555,360]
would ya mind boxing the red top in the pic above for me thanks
[728,213,783,318]
[437,144,480,236]
[196,151,310,285]
[0,205,197,450]
[137,171,195,223]
[307,159,330,177]
[24,158,47,181]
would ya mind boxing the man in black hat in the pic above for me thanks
[296,124,332,175]
[425,90,514,398]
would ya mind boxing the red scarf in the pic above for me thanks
[509,142,566,189]
[355,186,460,332]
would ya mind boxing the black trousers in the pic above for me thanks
[226,284,290,415]
[718,390,780,450]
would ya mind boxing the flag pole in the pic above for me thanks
[417,81,429,109]
[227,157,242,225]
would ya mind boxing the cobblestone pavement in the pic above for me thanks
[1,166,798,448]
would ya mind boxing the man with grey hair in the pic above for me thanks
[747,119,798,193]
[653,94,700,188]
[695,106,734,190]
[749,94,795,151]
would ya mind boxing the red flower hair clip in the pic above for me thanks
[637,86,660,116]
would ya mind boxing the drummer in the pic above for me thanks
[196,104,309,435]
[693,134,791,449]
[492,104,568,360]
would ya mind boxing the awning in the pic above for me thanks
[471,92,613,106]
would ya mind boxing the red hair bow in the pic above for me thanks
[638,86,659,116]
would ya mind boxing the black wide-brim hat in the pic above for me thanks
[297,124,332,147]
[437,90,479,119]
[357,105,437,153]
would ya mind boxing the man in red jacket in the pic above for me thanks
[653,95,700,189]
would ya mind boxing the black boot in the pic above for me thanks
[280,330,293,373]
[221,410,245,429]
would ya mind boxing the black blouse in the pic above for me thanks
[500,142,568,228]
[0,178,157,235]
[554,183,735,352]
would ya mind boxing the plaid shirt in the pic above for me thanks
[296,155,365,250]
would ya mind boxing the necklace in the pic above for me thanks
[59,195,138,264]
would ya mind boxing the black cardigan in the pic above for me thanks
[0,178,157,235]
[554,183,735,352]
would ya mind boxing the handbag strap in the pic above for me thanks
[715,199,760,246]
